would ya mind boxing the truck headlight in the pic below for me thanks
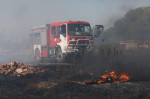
[71,37,75,41]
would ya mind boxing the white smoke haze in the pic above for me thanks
[0,0,150,64]
[0,0,150,34]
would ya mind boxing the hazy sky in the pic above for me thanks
[0,0,150,35]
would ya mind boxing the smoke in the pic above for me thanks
[91,3,150,81]
[82,45,150,81]
[98,0,150,29]
[0,0,150,64]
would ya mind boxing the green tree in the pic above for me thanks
[104,7,150,42]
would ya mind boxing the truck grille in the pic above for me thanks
[78,41,89,46]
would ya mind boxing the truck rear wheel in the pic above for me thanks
[35,49,42,63]
[55,47,65,63]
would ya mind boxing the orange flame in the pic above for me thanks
[98,71,130,83]
[85,71,130,85]
[117,73,130,82]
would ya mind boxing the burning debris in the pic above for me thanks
[85,71,130,85]
[0,61,45,77]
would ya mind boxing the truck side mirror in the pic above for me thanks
[60,25,66,37]
[93,25,104,38]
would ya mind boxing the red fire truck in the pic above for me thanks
[30,21,103,62]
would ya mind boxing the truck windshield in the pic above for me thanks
[68,24,92,36]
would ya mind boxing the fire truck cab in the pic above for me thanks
[30,21,103,62]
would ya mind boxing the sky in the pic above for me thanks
[0,0,150,36]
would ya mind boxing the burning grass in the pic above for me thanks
[79,44,150,81]
[85,71,130,85]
